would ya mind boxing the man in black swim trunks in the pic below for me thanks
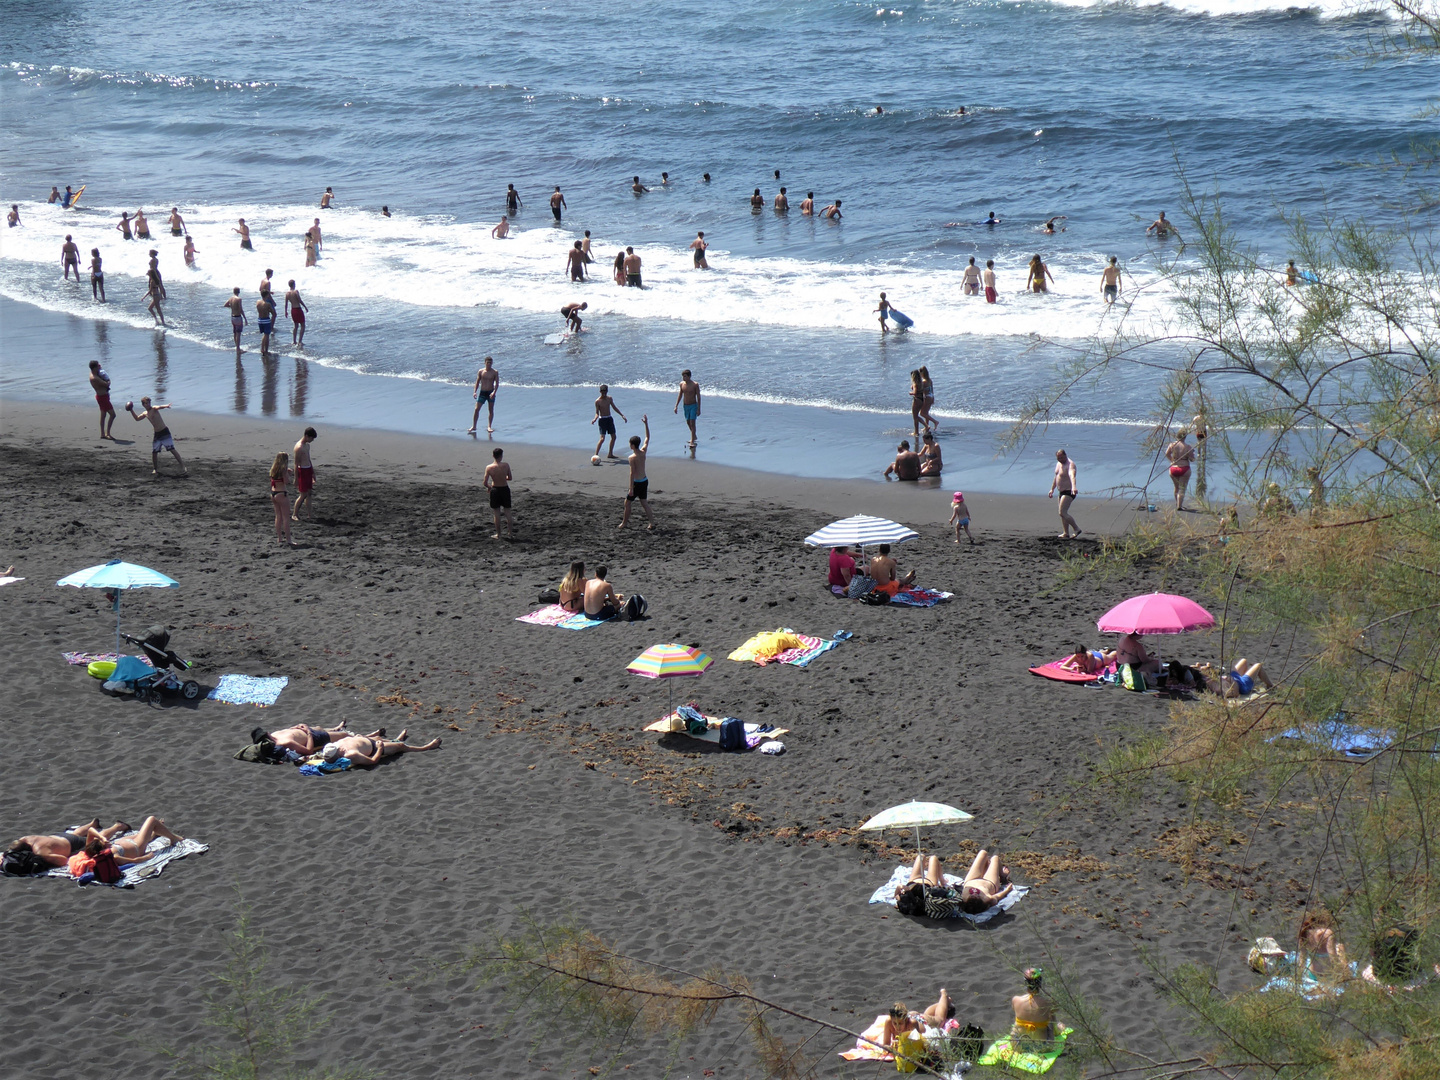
[561,301,587,332]
[550,185,567,222]
[1048,449,1081,539]
[483,446,514,540]
[506,184,522,213]
[266,722,362,755]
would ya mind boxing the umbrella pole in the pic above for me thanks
[115,593,122,655]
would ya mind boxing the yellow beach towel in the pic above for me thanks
[728,629,806,663]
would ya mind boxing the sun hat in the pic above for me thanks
[322,744,341,762]
[952,491,964,503]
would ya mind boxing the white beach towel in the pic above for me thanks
[868,863,1029,924]
[45,835,208,888]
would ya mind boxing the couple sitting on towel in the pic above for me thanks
[896,849,1014,917]
[264,722,441,766]
[829,544,915,598]
[4,816,183,876]
[559,561,627,620]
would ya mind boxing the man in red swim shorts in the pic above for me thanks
[285,279,308,345]
[292,427,317,522]
[88,361,116,439]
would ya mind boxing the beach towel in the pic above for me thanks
[516,604,574,626]
[976,1027,1073,1073]
[64,651,150,667]
[1257,951,1359,999]
[1029,659,1114,683]
[838,1016,895,1062]
[558,611,610,630]
[208,674,289,706]
[0,576,23,586]
[644,708,788,745]
[869,864,1030,924]
[299,756,352,776]
[729,628,849,667]
[1268,720,1398,761]
[889,587,952,607]
[44,836,207,888]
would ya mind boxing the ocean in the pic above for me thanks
[1,0,1431,493]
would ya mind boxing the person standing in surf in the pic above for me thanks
[961,257,982,296]
[306,218,323,260]
[256,290,276,354]
[61,235,82,280]
[184,235,198,267]
[690,231,709,269]
[592,384,628,460]
[1100,256,1121,304]
[750,188,764,210]
[491,216,510,238]
[983,259,998,303]
[623,246,642,287]
[506,184,522,213]
[674,370,701,448]
[1146,211,1181,241]
[167,207,186,236]
[145,257,167,326]
[632,176,650,195]
[132,208,152,240]
[468,356,500,435]
[774,187,789,212]
[567,241,587,281]
[234,218,252,250]
[821,199,842,219]
[875,292,893,333]
[117,212,134,241]
[223,288,246,354]
[550,185,567,222]
[89,248,106,301]
[613,250,626,286]
[1027,254,1054,293]
[320,186,334,209]
[285,279,308,345]
[800,191,815,215]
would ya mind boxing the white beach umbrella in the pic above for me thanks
[56,559,179,652]
[859,800,974,851]
[803,515,919,550]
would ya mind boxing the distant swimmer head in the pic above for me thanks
[987,212,996,220]
[382,205,390,214]
[703,173,711,182]
[774,169,781,179]
[875,105,883,114]
[662,172,669,181]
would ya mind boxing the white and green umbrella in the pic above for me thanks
[859,800,974,851]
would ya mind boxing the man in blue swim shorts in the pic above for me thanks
[674,369,701,449]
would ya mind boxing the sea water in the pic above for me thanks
[0,0,1431,493]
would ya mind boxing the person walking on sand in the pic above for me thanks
[624,246,642,287]
[983,259,998,303]
[235,218,252,250]
[674,369,700,447]
[61,235,81,280]
[592,383,628,459]
[256,290,276,354]
[483,447,514,540]
[285,280,308,345]
[167,207,186,236]
[88,361,116,439]
[223,288,247,353]
[549,185,567,222]
[1165,428,1196,510]
[1027,254,1055,293]
[961,256,981,296]
[292,426,317,522]
[126,396,187,476]
[690,231,709,269]
[1100,256,1121,303]
[320,186,334,209]
[561,301,587,332]
[619,415,655,530]
[949,491,974,544]
[567,240,587,281]
[117,212,133,240]
[468,356,499,435]
[268,452,294,546]
[492,215,510,239]
[1048,449,1081,539]
[90,249,106,301]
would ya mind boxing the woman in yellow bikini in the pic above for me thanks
[1010,967,1057,1049]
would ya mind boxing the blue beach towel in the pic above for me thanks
[557,611,611,630]
[1268,719,1397,761]
[208,674,289,706]
[299,757,352,777]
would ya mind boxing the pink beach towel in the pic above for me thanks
[1029,658,1115,683]
[516,605,573,627]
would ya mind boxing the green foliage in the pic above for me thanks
[156,898,370,1080]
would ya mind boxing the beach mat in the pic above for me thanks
[977,1026,1073,1073]
[890,587,952,607]
[516,604,611,630]
[838,1015,894,1062]
[1029,661,1105,683]
[644,708,787,745]
[1268,719,1397,761]
[63,651,151,667]
[43,836,208,888]
[728,628,849,667]
[868,863,1029,924]
[208,674,288,706]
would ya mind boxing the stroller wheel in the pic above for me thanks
[182,680,201,701]
[133,684,150,703]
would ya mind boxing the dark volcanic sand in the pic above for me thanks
[0,410,1320,1078]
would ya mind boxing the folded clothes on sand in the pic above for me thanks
[208,674,288,706]
[299,756,352,776]
[516,604,611,630]
[869,864,1029,923]
[43,835,208,888]
[977,1027,1073,1073]
[644,706,788,746]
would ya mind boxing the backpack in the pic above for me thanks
[622,594,648,621]
[537,588,561,604]
[1121,664,1147,692]
[0,848,51,877]
[90,847,122,885]
[860,589,891,606]
[718,716,746,752]
[955,1024,985,1062]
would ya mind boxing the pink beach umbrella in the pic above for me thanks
[1096,592,1215,635]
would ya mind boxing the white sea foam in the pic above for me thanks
[0,199,1181,343]
[1035,0,1388,17]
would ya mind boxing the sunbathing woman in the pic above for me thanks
[322,727,441,766]
[878,1001,924,1049]
[959,848,1014,914]
[559,560,586,613]
[1296,906,1349,980]
[1059,644,1115,674]
[107,816,184,861]
[895,850,1012,917]
[1197,658,1273,698]
[1010,967,1057,1048]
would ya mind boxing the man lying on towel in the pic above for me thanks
[867,544,915,597]
[266,722,373,755]
[321,727,441,767]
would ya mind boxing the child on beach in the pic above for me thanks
[268,452,294,546]
[949,491,973,544]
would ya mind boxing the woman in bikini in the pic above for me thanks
[895,849,1013,917]
[918,365,938,432]
[919,431,943,476]
[1027,254,1055,293]
[269,452,294,547]
[958,848,1013,914]
[613,251,627,286]
[101,817,184,864]
[909,370,927,439]
[321,728,442,766]
[558,561,586,613]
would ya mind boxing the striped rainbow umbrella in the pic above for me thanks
[627,643,713,715]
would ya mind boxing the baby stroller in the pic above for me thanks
[107,624,202,702]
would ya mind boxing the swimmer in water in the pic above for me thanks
[690,231,709,269]
[1146,211,1181,240]
[774,186,789,212]
[750,188,764,210]
[492,215,510,239]
[632,176,650,195]
[800,191,815,215]
[1043,215,1066,234]
[821,199,842,219]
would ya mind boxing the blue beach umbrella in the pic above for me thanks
[56,559,179,652]
[804,515,919,554]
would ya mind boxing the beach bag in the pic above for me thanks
[718,716,745,752]
[955,1024,985,1062]
[861,589,891,606]
[894,1030,925,1073]
[622,594,648,621]
[90,847,122,885]
[1121,664,1147,692]
[0,848,51,877]
[537,588,560,604]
